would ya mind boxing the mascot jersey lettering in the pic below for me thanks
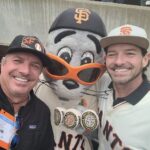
[35,80,92,150]
[98,86,150,150]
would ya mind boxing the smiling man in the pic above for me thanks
[0,35,55,150]
[98,24,150,150]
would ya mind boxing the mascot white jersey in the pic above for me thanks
[35,8,107,150]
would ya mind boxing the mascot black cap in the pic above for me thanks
[49,8,107,37]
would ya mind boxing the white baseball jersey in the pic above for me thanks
[98,76,150,150]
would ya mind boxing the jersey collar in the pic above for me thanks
[109,79,150,106]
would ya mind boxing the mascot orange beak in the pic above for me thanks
[44,53,106,86]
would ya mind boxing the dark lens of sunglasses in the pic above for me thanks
[78,68,101,82]
[46,59,68,76]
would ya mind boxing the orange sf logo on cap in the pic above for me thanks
[21,36,45,53]
[120,26,132,35]
[22,37,36,45]
[74,8,91,24]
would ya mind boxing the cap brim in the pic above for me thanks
[6,48,51,67]
[100,36,149,50]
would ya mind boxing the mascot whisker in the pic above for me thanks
[35,7,107,150]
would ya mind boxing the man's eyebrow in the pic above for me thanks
[54,30,76,43]
[87,34,102,54]
[10,55,22,59]
[126,48,138,51]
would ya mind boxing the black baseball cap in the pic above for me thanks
[5,35,51,66]
[49,8,107,37]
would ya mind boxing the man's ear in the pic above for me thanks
[148,52,150,61]
[1,57,6,65]
[143,52,150,68]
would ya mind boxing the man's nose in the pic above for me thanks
[19,63,30,75]
[115,54,125,65]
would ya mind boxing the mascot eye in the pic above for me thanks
[57,47,72,63]
[81,52,94,65]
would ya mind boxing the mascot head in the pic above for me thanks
[44,8,107,101]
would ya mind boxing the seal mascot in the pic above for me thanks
[35,7,107,150]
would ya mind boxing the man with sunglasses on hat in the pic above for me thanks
[98,24,150,149]
[0,35,55,150]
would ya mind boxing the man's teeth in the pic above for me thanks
[15,77,28,82]
[114,68,128,72]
